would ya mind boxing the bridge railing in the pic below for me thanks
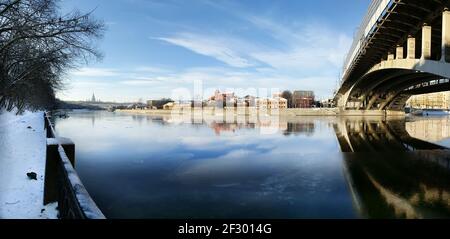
[342,0,394,82]
[44,112,106,219]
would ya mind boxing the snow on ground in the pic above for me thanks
[0,109,58,219]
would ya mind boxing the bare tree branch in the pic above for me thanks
[0,0,105,113]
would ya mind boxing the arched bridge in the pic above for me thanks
[336,0,450,112]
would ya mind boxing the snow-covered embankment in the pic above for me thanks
[0,110,58,219]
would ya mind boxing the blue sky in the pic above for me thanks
[58,0,371,102]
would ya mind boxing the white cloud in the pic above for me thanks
[120,80,158,86]
[155,33,255,68]
[134,66,170,73]
[247,18,352,71]
[155,17,352,75]
[121,77,166,86]
[246,16,303,43]
[70,67,120,77]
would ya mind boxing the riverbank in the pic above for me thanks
[0,110,58,219]
[118,108,339,116]
[117,108,406,117]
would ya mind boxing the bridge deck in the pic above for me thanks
[340,0,450,95]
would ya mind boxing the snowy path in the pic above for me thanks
[0,110,58,219]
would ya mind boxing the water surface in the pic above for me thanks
[54,111,450,219]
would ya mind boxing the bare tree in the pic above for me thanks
[0,0,105,113]
[281,90,293,108]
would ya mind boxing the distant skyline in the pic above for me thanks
[57,0,371,102]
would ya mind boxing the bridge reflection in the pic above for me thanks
[335,118,450,218]
[406,117,450,143]
[334,118,447,152]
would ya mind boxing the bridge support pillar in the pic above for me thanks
[407,36,415,59]
[442,9,450,62]
[387,53,395,61]
[396,45,404,59]
[422,24,432,60]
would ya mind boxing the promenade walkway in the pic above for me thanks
[0,110,57,219]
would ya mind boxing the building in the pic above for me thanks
[244,95,257,107]
[213,90,235,102]
[208,90,237,107]
[407,92,450,110]
[320,99,335,108]
[173,102,192,109]
[236,99,247,108]
[292,91,315,108]
[235,95,257,108]
[271,93,287,109]
[205,100,217,108]
[269,97,288,109]
[127,103,147,110]
[256,97,288,109]
[163,102,174,110]
[256,98,269,109]
[147,99,174,109]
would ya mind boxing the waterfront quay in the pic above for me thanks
[0,111,57,219]
[117,107,406,117]
[0,110,105,219]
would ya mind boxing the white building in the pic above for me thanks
[407,92,450,110]
[257,97,288,109]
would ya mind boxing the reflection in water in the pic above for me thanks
[54,111,450,219]
[139,113,317,136]
[334,118,447,152]
[343,151,450,219]
[285,122,315,136]
[406,117,450,143]
[334,118,450,219]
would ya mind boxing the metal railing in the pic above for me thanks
[342,0,394,80]
[44,112,105,219]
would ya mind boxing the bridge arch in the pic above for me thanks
[336,1,450,112]
[343,59,450,111]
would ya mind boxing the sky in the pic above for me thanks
[57,0,371,102]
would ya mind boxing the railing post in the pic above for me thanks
[407,36,416,59]
[442,8,450,62]
[44,138,59,205]
[44,137,75,205]
[387,52,395,60]
[45,115,51,138]
[421,24,432,60]
[44,112,48,131]
[59,137,75,166]
[396,45,404,59]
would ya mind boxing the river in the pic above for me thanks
[53,110,450,219]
